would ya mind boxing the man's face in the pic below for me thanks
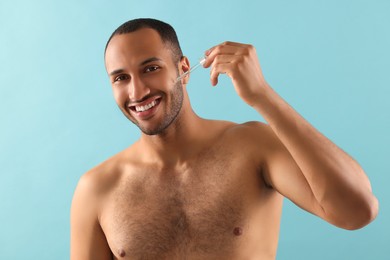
[105,28,184,135]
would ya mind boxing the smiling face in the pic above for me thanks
[105,28,186,135]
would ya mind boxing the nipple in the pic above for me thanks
[118,249,126,257]
[233,227,243,236]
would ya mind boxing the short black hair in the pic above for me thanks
[105,18,183,63]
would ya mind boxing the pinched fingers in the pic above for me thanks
[208,54,240,86]
[210,62,230,86]
[203,41,249,68]
[202,41,266,105]
[203,41,257,86]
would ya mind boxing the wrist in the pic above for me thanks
[251,83,290,121]
[250,82,274,108]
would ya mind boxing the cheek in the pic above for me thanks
[146,70,176,89]
[112,86,128,106]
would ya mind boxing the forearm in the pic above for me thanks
[253,83,378,229]
[203,40,377,228]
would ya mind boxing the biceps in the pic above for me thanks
[70,182,112,260]
[264,147,326,218]
[70,218,112,260]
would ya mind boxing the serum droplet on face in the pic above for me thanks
[233,227,243,236]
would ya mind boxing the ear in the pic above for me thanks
[179,56,190,85]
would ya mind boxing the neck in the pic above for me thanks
[137,94,207,166]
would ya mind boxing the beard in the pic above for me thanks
[120,80,184,136]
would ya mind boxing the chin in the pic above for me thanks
[138,122,170,136]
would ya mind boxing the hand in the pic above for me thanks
[203,41,269,107]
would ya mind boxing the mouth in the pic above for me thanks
[133,99,159,112]
[128,96,161,119]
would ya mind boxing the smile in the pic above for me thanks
[128,97,162,119]
[135,100,158,112]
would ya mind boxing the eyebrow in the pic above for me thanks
[109,69,125,76]
[109,57,163,76]
[140,57,162,66]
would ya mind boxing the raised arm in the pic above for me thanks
[203,41,379,230]
[70,172,113,260]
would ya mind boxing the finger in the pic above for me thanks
[205,41,247,56]
[211,54,236,66]
[209,55,233,86]
[210,62,232,87]
[204,43,246,68]
[204,46,238,68]
[220,41,248,47]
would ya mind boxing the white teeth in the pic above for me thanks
[135,100,157,112]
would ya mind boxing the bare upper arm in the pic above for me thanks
[243,121,326,219]
[70,171,113,260]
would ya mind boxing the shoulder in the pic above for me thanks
[223,120,276,145]
[72,146,137,214]
[77,155,121,195]
[205,119,270,137]
[202,119,273,151]
[71,151,130,259]
[71,160,116,220]
[232,121,268,133]
[216,121,285,164]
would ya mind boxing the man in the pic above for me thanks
[71,18,378,259]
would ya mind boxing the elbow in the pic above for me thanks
[342,195,379,231]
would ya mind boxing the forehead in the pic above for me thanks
[105,28,171,71]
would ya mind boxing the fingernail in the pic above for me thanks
[205,49,211,56]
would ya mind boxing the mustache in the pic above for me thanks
[126,92,164,107]
[125,80,181,107]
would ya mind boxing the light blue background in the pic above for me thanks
[0,0,388,259]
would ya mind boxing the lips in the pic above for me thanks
[134,99,158,112]
[128,96,161,119]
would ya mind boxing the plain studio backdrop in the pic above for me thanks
[0,0,389,259]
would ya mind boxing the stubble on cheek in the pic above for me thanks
[116,79,184,135]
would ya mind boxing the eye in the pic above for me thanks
[144,65,160,73]
[113,74,129,83]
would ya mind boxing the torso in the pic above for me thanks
[97,121,283,259]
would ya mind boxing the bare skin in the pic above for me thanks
[70,28,378,259]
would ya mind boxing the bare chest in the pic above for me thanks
[100,152,260,259]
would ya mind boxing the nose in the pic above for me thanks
[128,76,151,102]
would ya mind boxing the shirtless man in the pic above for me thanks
[70,18,379,259]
